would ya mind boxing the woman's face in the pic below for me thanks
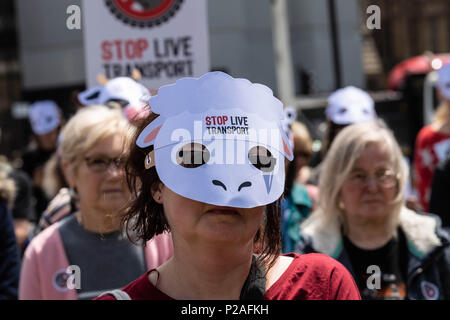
[36,127,59,151]
[156,186,264,247]
[339,142,398,224]
[70,134,130,214]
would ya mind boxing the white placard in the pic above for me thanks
[81,0,210,91]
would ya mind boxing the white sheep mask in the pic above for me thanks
[78,77,150,121]
[137,72,293,208]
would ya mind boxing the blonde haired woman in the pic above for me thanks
[297,121,450,300]
[414,64,450,212]
[19,105,172,300]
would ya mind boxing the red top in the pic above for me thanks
[413,125,450,211]
[95,253,360,300]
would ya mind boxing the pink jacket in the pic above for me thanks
[19,223,173,300]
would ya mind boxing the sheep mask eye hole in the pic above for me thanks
[176,143,210,168]
[105,99,130,110]
[248,146,276,172]
[338,107,347,114]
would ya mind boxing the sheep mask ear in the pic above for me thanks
[136,115,166,148]
[77,86,104,105]
[134,72,293,208]
[136,115,166,169]
[77,73,110,106]
[79,76,152,122]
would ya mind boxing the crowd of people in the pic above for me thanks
[0,65,449,300]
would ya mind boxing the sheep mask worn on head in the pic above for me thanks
[29,100,61,135]
[137,72,293,208]
[78,76,151,121]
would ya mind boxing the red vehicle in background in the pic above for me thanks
[388,53,450,127]
[384,53,450,158]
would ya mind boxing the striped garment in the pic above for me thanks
[36,188,77,233]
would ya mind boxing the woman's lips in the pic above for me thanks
[206,207,239,215]
[362,199,383,204]
[102,189,123,194]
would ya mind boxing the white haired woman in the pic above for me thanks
[19,105,172,300]
[296,121,450,300]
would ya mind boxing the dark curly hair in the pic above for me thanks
[122,113,283,270]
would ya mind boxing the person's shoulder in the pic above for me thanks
[416,125,437,143]
[41,189,73,221]
[47,188,72,208]
[266,253,359,300]
[419,124,450,143]
[95,272,153,300]
[285,252,358,290]
[24,221,62,255]
[421,124,437,134]
[287,252,346,272]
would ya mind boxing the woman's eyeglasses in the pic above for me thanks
[347,169,398,189]
[84,156,126,173]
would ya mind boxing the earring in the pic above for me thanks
[145,151,155,169]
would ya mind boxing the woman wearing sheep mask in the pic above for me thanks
[96,72,360,300]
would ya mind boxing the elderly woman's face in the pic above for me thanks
[71,134,130,214]
[339,142,397,223]
[155,186,264,247]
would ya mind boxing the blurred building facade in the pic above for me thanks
[14,0,365,95]
[362,0,450,88]
[3,0,365,157]
[0,1,22,160]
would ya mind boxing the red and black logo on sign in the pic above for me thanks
[105,0,183,28]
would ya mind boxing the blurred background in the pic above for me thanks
[0,0,449,165]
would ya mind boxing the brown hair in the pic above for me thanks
[122,113,282,270]
[291,121,312,155]
[285,121,313,195]
[321,121,348,158]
